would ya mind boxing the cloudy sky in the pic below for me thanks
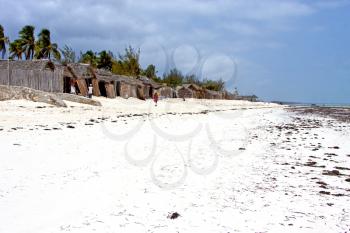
[1,0,350,103]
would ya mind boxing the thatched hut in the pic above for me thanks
[204,89,224,99]
[0,60,64,92]
[137,76,162,99]
[92,69,117,98]
[235,95,258,102]
[223,91,235,100]
[66,64,146,99]
[176,84,204,99]
[177,86,193,98]
[112,75,144,99]
[65,63,95,96]
[158,85,175,98]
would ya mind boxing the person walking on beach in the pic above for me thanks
[88,84,93,99]
[153,92,159,106]
[70,80,76,94]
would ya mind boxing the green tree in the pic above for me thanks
[79,50,98,67]
[60,45,76,64]
[142,64,157,79]
[112,46,141,76]
[0,25,10,59]
[97,50,113,70]
[35,28,61,60]
[9,39,24,60]
[162,68,184,87]
[184,74,201,85]
[202,78,225,91]
[19,25,35,60]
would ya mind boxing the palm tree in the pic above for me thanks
[35,28,60,60]
[19,25,35,60]
[0,24,10,59]
[9,39,24,60]
[97,50,113,70]
[79,50,98,67]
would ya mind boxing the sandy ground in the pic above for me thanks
[0,98,349,233]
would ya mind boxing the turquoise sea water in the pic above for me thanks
[271,101,350,108]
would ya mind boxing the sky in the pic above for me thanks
[1,0,349,103]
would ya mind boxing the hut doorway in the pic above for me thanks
[63,77,71,93]
[98,81,107,97]
[149,87,153,98]
[116,81,121,97]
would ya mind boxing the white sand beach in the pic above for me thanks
[0,98,349,233]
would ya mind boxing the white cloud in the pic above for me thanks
[0,0,346,75]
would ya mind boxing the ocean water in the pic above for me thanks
[272,101,350,108]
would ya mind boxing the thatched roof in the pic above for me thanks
[204,89,223,96]
[66,63,94,79]
[0,59,57,71]
[65,63,146,86]
[113,74,143,86]
[182,83,202,91]
[92,68,143,86]
[137,75,162,88]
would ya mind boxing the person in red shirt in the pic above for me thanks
[153,92,159,106]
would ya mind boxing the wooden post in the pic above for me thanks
[92,78,100,96]
[77,79,88,96]
[105,82,116,98]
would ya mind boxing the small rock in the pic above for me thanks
[322,170,341,176]
[167,212,180,220]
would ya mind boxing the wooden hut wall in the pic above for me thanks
[177,87,193,98]
[76,79,88,96]
[137,86,145,100]
[143,85,151,99]
[159,87,173,98]
[0,68,9,85]
[130,85,138,98]
[119,82,132,98]
[0,64,64,92]
[105,82,116,98]
[92,78,100,96]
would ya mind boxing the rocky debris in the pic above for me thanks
[322,170,342,176]
[167,212,180,220]
[56,93,102,106]
[1,85,103,107]
[0,85,66,107]
[334,166,350,171]
[316,181,327,186]
[304,161,326,168]
[324,153,338,157]
[288,106,350,123]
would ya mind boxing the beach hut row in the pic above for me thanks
[0,60,251,101]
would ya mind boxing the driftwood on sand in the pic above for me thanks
[0,85,67,107]
[56,93,102,106]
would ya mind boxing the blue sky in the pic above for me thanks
[1,0,349,103]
